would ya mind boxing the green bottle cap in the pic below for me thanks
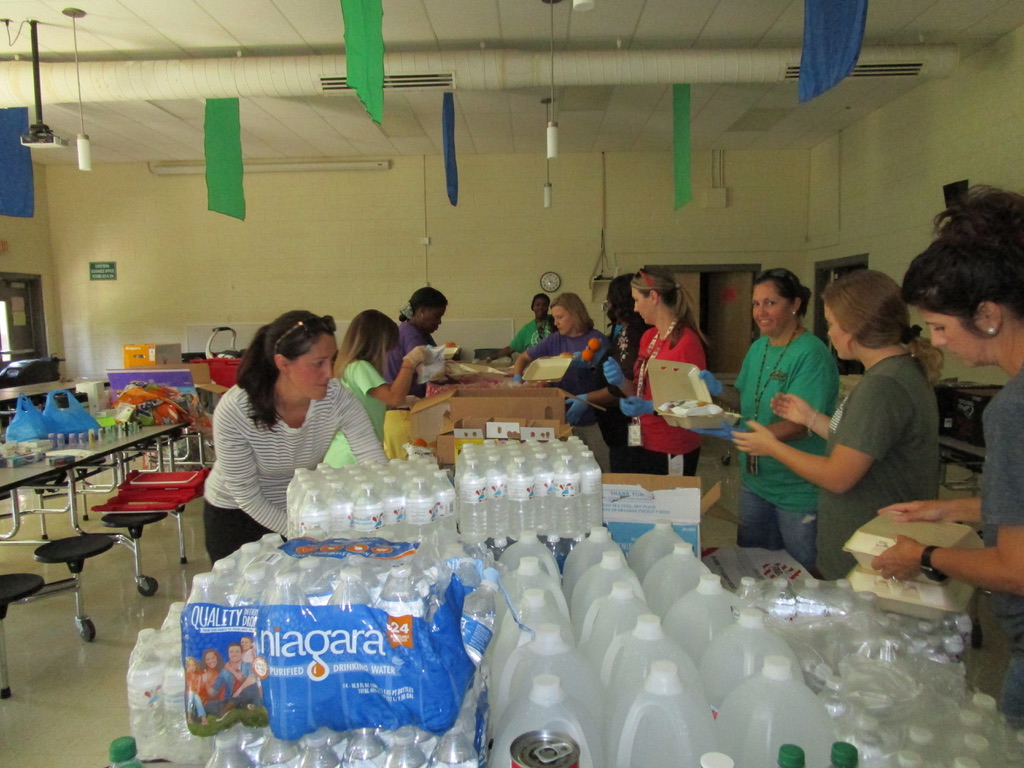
[109,736,138,763]
[831,742,859,768]
[778,744,806,768]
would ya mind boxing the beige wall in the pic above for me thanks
[39,148,809,378]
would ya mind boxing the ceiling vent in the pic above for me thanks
[320,72,454,92]
[785,61,924,80]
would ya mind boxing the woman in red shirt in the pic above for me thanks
[618,267,709,475]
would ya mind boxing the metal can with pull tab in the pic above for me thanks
[510,731,580,768]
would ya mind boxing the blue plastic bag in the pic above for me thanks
[42,389,100,436]
[6,394,50,441]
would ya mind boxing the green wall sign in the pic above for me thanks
[89,261,117,280]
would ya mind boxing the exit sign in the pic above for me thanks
[90,261,117,280]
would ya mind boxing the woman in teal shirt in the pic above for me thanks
[325,309,426,466]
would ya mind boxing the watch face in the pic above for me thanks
[540,271,561,292]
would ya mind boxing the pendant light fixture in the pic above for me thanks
[62,7,90,171]
[542,0,560,160]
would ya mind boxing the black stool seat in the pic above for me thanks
[100,512,168,529]
[0,574,45,619]
[34,534,114,569]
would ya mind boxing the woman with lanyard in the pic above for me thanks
[702,268,838,571]
[733,269,941,579]
[614,267,709,476]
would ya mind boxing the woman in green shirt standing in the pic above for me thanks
[325,309,427,465]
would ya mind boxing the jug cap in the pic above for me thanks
[599,550,623,569]
[761,655,793,682]
[737,608,763,629]
[529,673,564,706]
[777,744,805,768]
[633,614,663,640]
[610,581,634,600]
[696,573,722,594]
[644,660,682,696]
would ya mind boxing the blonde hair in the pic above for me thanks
[335,309,399,378]
[631,267,708,347]
[551,293,594,333]
[824,269,943,383]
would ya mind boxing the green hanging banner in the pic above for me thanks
[341,0,385,125]
[204,98,245,221]
[673,84,692,211]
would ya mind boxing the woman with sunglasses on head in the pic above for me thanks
[709,268,839,571]
[385,286,448,398]
[203,310,387,563]
[871,187,1024,727]
[732,270,941,579]
[612,267,709,476]
[324,309,428,466]
[512,292,610,467]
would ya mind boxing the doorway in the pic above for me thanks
[813,255,868,375]
[0,273,48,364]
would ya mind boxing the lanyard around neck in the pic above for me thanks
[636,320,678,399]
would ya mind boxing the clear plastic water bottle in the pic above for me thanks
[235,562,270,608]
[266,570,307,607]
[162,649,209,764]
[189,571,228,605]
[126,628,165,760]
[776,744,806,768]
[352,483,385,534]
[327,480,354,536]
[377,564,426,618]
[380,475,407,533]
[205,728,255,768]
[342,728,386,768]
[329,567,372,609]
[405,476,436,533]
[461,577,499,664]
[298,481,330,540]
[298,557,335,606]
[552,453,581,541]
[529,448,556,536]
[426,723,477,768]
[383,726,427,768]
[432,470,457,530]
[108,736,145,768]
[829,742,859,768]
[298,728,341,768]
[259,734,301,768]
[506,454,534,538]
[456,458,488,543]
[576,450,603,532]
[483,448,510,540]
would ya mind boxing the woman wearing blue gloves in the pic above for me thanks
[512,292,609,468]
[609,267,709,476]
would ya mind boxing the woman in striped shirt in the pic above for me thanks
[203,310,387,563]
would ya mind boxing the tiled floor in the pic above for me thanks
[0,447,1009,767]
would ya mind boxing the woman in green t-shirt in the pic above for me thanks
[324,309,427,466]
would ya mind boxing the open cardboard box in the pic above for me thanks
[647,362,740,429]
[410,386,570,464]
[107,364,228,396]
[442,416,571,462]
[602,473,721,558]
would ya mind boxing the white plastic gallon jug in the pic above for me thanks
[490,588,575,696]
[699,608,801,715]
[562,527,622,605]
[641,540,710,618]
[490,673,605,768]
[498,531,561,582]
[715,655,835,768]
[612,660,718,768]
[505,556,570,620]
[625,521,683,583]
[578,581,650,669]
[571,550,643,641]
[662,573,740,665]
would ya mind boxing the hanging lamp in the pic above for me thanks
[542,0,560,159]
[62,8,90,170]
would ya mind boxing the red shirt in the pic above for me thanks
[633,326,707,455]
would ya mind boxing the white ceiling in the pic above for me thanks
[2,0,1024,166]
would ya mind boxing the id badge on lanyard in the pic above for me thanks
[628,418,642,447]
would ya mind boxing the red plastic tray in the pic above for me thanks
[192,358,241,388]
[93,488,198,512]
[119,469,208,494]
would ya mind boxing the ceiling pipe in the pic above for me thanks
[0,45,958,108]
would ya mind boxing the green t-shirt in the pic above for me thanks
[323,361,386,468]
[735,332,839,511]
[509,318,553,354]
[817,354,939,580]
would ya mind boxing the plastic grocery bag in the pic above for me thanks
[6,394,50,441]
[42,389,101,436]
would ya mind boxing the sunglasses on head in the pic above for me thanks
[275,314,336,352]
[761,268,796,284]
[635,269,656,288]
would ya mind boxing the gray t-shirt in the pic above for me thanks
[981,367,1024,653]
[818,354,939,579]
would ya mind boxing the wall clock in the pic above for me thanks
[540,271,561,292]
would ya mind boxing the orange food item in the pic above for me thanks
[445,342,457,348]
[581,349,594,361]
[412,438,428,447]
[560,352,573,358]
[587,338,601,351]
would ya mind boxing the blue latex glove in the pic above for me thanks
[690,420,741,440]
[698,369,724,397]
[512,374,524,384]
[565,395,590,425]
[619,396,655,418]
[603,357,625,387]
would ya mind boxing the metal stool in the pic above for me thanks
[100,512,166,596]
[33,533,115,643]
[0,573,45,698]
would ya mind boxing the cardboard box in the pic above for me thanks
[647,362,740,429]
[701,546,808,590]
[602,473,721,558]
[437,417,572,464]
[123,343,182,368]
[107,365,228,396]
[935,384,1001,448]
[410,386,570,464]
[843,516,983,580]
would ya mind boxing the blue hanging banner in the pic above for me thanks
[798,0,868,103]
[0,108,35,218]
[442,93,458,206]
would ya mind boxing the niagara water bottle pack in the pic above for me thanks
[181,536,479,742]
